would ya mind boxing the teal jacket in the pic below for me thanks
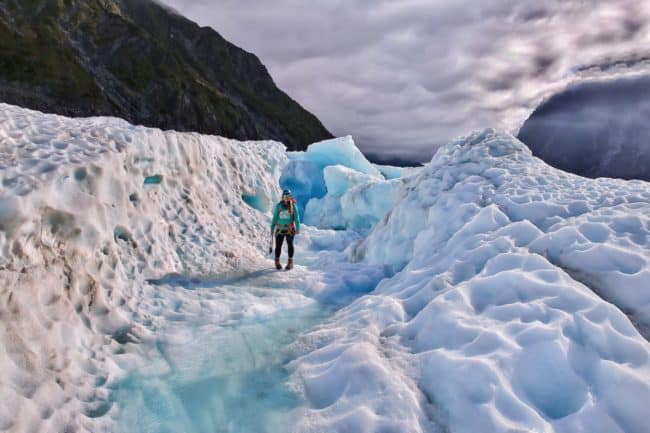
[271,201,300,233]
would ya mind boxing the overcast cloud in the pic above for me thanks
[159,0,650,161]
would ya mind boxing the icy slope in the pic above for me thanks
[291,129,650,433]
[356,129,650,330]
[0,103,286,433]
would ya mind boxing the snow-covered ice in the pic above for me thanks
[291,129,650,433]
[1,104,650,433]
[0,103,289,433]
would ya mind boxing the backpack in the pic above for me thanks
[277,198,297,234]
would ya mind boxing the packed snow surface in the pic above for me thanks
[1,104,650,433]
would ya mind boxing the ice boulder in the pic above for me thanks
[304,195,345,230]
[302,136,382,177]
[279,136,383,213]
[305,165,405,234]
[323,165,378,197]
[341,179,405,233]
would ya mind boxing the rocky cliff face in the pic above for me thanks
[0,0,332,150]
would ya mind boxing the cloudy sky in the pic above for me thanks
[160,0,650,162]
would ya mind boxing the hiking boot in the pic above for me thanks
[285,258,294,270]
[275,257,282,270]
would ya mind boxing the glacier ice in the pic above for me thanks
[1,103,650,433]
[0,103,393,433]
[0,103,288,433]
[299,135,381,177]
[279,136,385,215]
[290,129,650,433]
[305,173,405,234]
[279,136,420,233]
[279,159,326,215]
[322,164,378,196]
[374,163,420,180]
[304,164,380,230]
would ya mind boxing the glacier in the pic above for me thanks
[292,129,650,433]
[0,104,649,433]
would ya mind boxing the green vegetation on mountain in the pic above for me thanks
[0,0,332,149]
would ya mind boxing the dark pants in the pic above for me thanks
[275,233,295,259]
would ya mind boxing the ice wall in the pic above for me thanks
[0,104,286,433]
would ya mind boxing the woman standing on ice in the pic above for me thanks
[271,190,301,270]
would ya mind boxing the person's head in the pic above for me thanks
[281,189,294,213]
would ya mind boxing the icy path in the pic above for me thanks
[114,280,330,433]
[111,228,387,433]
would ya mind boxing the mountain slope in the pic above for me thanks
[0,0,332,150]
[517,75,650,181]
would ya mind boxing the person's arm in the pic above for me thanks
[271,204,278,232]
[294,204,301,233]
